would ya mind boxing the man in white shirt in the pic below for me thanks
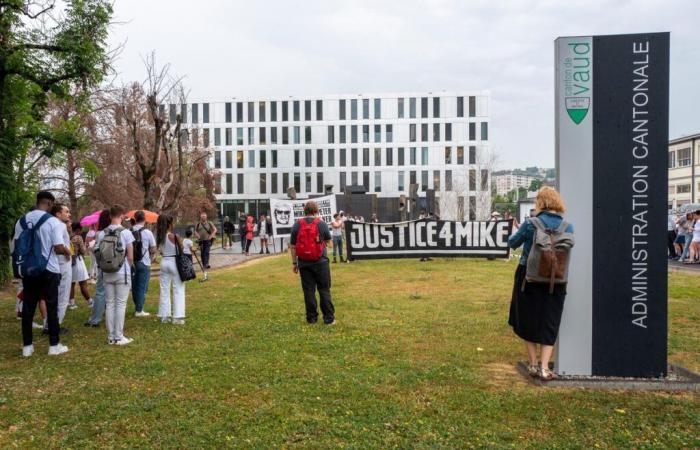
[51,203,73,330]
[13,191,71,357]
[131,210,156,317]
[97,205,135,345]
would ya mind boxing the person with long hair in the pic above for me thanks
[688,210,700,264]
[84,209,111,327]
[507,187,574,380]
[69,222,93,309]
[156,214,186,324]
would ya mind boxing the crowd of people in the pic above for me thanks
[220,213,274,255]
[669,209,700,264]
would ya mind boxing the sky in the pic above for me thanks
[108,0,700,170]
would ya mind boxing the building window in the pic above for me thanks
[445,123,452,141]
[260,127,266,145]
[180,104,187,123]
[328,125,335,143]
[468,96,476,117]
[214,151,221,169]
[457,146,464,164]
[374,98,381,119]
[282,127,289,145]
[386,148,393,166]
[362,125,370,143]
[259,102,266,122]
[237,174,244,194]
[677,184,691,194]
[421,147,429,165]
[294,173,301,193]
[317,172,324,193]
[271,173,278,193]
[248,127,254,145]
[409,97,417,118]
[351,125,358,144]
[457,97,464,117]
[339,125,346,143]
[305,126,312,144]
[283,173,289,191]
[294,149,300,167]
[191,103,199,123]
[340,148,347,166]
[339,100,346,120]
[260,150,266,168]
[398,171,405,191]
[421,170,429,191]
[410,147,417,165]
[481,169,489,190]
[374,148,381,166]
[469,146,476,164]
[409,124,417,142]
[191,128,199,146]
[225,128,232,146]
[214,128,221,146]
[362,98,369,119]
[293,101,300,121]
[316,100,323,120]
[236,128,243,145]
[410,170,417,185]
[237,151,243,169]
[421,97,428,118]
[248,150,255,168]
[469,169,476,191]
[363,147,370,166]
[351,148,358,167]
[328,149,335,167]
[203,103,210,123]
[271,150,278,168]
[316,148,323,167]
[293,126,300,144]
[469,123,476,141]
[225,151,232,169]
[374,125,381,143]
[305,173,312,192]
[203,129,210,147]
[363,171,370,191]
[433,170,440,190]
[235,102,242,123]
[421,123,428,142]
[433,97,440,118]
[225,102,232,122]
[248,102,254,122]
[678,148,691,167]
[304,100,312,121]
[446,170,452,191]
[398,98,405,118]
[668,151,676,168]
[386,124,393,143]
[226,173,233,194]
[271,101,277,121]
[260,173,267,194]
[351,99,358,120]
[282,101,289,121]
[445,146,452,164]
[340,172,347,191]
[433,123,440,142]
[305,149,312,167]
[398,147,405,165]
[481,122,489,141]
[469,196,476,220]
[271,127,278,144]
[169,104,176,124]
[374,171,381,192]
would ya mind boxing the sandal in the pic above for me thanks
[527,364,539,377]
[538,367,557,381]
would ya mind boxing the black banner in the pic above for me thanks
[345,220,513,260]
[592,33,669,377]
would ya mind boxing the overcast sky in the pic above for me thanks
[109,0,699,169]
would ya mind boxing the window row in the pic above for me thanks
[669,147,694,169]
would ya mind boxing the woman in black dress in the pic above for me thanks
[508,187,574,380]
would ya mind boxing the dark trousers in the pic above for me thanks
[299,262,335,324]
[667,230,677,257]
[240,234,247,253]
[22,271,61,346]
[245,239,252,253]
[199,239,212,267]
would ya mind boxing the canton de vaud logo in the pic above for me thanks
[564,41,592,125]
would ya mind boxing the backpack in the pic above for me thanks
[173,234,196,282]
[132,228,144,262]
[523,217,575,293]
[12,213,53,279]
[295,218,325,262]
[95,227,126,273]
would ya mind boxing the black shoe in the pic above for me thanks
[42,328,49,335]
[84,322,99,328]
[259,250,264,254]
[205,265,211,269]
[307,319,318,324]
[266,249,270,254]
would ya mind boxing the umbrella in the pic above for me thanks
[79,210,102,227]
[127,209,159,224]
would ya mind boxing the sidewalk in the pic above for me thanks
[669,258,700,275]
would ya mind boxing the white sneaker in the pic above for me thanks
[32,321,44,329]
[48,343,70,356]
[134,311,151,317]
[172,318,185,325]
[22,345,34,357]
[160,317,171,324]
[68,304,78,310]
[115,337,133,346]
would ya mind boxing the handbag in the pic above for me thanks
[173,234,196,282]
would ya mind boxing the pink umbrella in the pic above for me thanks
[79,210,102,227]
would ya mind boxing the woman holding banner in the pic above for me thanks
[507,187,574,381]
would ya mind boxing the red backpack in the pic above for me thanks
[295,218,325,262]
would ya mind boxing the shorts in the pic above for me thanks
[674,234,685,245]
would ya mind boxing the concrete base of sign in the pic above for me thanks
[516,361,700,391]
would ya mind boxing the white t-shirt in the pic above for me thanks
[59,223,72,266]
[132,224,156,266]
[13,210,66,274]
[183,238,193,255]
[96,224,135,277]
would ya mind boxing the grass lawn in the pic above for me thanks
[0,256,698,449]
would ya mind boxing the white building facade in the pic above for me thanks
[493,174,538,196]
[668,132,700,210]
[175,91,491,220]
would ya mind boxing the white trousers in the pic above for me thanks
[57,262,72,324]
[159,258,186,319]
[104,272,131,341]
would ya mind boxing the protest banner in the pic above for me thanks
[345,219,513,260]
[270,195,337,238]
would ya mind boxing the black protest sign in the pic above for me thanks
[345,220,513,260]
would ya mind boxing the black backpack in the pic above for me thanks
[132,228,144,263]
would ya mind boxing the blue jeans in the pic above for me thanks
[332,236,344,259]
[87,271,105,325]
[682,233,693,260]
[131,261,151,312]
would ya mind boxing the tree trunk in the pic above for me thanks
[66,147,78,213]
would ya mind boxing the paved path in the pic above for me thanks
[669,258,700,274]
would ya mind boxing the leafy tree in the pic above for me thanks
[529,178,544,192]
[0,0,112,285]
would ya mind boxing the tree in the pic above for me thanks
[0,0,112,285]
[529,178,544,192]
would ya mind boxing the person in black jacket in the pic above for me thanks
[238,212,247,254]
[222,216,234,249]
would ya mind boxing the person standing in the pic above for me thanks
[290,201,335,325]
[667,212,678,259]
[156,214,186,324]
[507,187,574,380]
[131,210,156,317]
[84,209,110,327]
[238,212,248,253]
[97,205,135,345]
[69,222,93,309]
[183,229,195,263]
[51,203,73,332]
[330,213,346,263]
[258,214,270,254]
[222,216,235,249]
[195,212,216,269]
[244,214,255,255]
[13,191,71,356]
[86,224,98,282]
